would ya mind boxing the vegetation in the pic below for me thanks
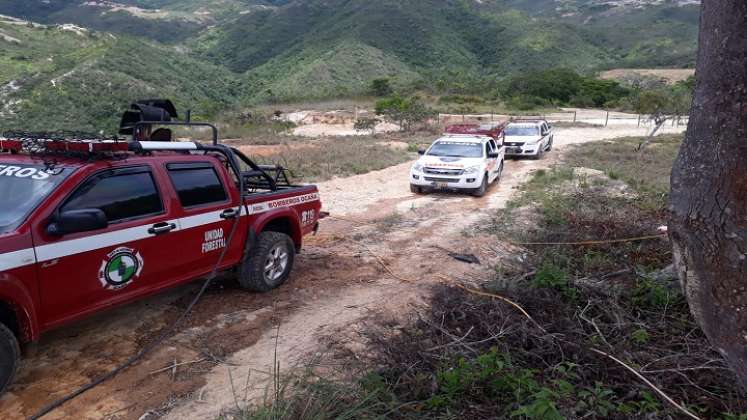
[499,68,631,109]
[252,137,411,182]
[0,21,240,134]
[375,96,435,132]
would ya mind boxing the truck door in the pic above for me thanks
[34,166,178,327]
[486,140,499,182]
[161,161,245,283]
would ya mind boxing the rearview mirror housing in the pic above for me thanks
[417,148,426,155]
[47,209,108,236]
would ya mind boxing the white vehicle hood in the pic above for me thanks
[505,135,542,143]
[418,156,484,169]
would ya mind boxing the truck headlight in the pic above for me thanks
[463,165,481,174]
[412,162,424,171]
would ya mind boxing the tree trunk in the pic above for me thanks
[669,2,747,386]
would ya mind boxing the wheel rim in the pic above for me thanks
[263,244,289,283]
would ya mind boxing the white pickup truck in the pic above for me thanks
[410,133,505,197]
[503,120,554,159]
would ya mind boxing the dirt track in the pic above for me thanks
[0,125,685,419]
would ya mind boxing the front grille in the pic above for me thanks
[425,177,459,183]
[505,142,525,147]
[424,167,463,176]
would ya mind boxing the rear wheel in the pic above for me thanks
[546,136,553,152]
[472,175,488,197]
[495,161,504,182]
[238,231,295,292]
[0,323,19,396]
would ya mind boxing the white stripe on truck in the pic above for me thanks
[0,193,320,272]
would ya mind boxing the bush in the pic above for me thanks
[375,95,435,131]
[500,68,630,109]
[370,78,393,97]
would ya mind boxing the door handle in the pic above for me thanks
[148,222,176,235]
[220,208,239,219]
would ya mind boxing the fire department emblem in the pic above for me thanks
[98,247,144,290]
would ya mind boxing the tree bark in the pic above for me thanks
[669,1,747,387]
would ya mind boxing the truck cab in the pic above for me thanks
[0,100,322,394]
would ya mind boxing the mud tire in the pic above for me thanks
[238,231,295,292]
[0,323,19,396]
[472,176,488,197]
[532,146,544,160]
[410,184,423,194]
[546,137,553,152]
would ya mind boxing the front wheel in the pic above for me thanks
[410,184,424,194]
[0,323,19,396]
[472,176,488,197]
[238,231,296,292]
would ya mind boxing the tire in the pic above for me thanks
[410,184,423,194]
[495,161,504,182]
[238,231,296,292]
[546,136,553,152]
[472,175,488,197]
[532,146,544,160]
[0,323,19,396]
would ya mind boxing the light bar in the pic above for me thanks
[137,141,199,151]
[0,139,22,152]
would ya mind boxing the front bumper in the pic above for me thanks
[504,143,540,156]
[410,170,483,190]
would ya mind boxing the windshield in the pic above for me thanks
[504,126,540,136]
[0,163,72,233]
[427,141,483,158]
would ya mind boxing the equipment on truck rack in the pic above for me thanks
[1,100,294,192]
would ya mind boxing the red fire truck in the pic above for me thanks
[0,100,322,393]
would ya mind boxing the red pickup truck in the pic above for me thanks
[0,101,322,394]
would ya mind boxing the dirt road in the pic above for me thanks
[0,125,684,419]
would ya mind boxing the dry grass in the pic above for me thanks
[252,137,411,183]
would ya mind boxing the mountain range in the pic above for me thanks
[0,0,700,132]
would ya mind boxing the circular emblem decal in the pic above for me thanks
[98,247,144,290]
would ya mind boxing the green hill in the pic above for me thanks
[0,18,240,133]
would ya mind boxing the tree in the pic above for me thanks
[370,78,393,97]
[669,2,747,387]
[354,117,378,135]
[375,95,435,132]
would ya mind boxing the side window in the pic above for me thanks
[167,163,228,208]
[62,168,163,222]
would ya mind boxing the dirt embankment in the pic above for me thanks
[0,125,685,419]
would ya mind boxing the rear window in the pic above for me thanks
[62,168,163,222]
[0,163,72,233]
[167,163,228,208]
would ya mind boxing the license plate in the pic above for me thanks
[508,147,522,153]
[435,182,449,188]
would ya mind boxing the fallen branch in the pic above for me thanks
[455,284,547,333]
[149,357,206,375]
[511,233,665,246]
[590,348,702,420]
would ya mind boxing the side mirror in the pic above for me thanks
[47,209,108,236]
[417,148,426,155]
[488,152,500,158]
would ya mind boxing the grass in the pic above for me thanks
[252,137,412,183]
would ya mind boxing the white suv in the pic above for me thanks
[410,135,505,197]
[503,120,553,159]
